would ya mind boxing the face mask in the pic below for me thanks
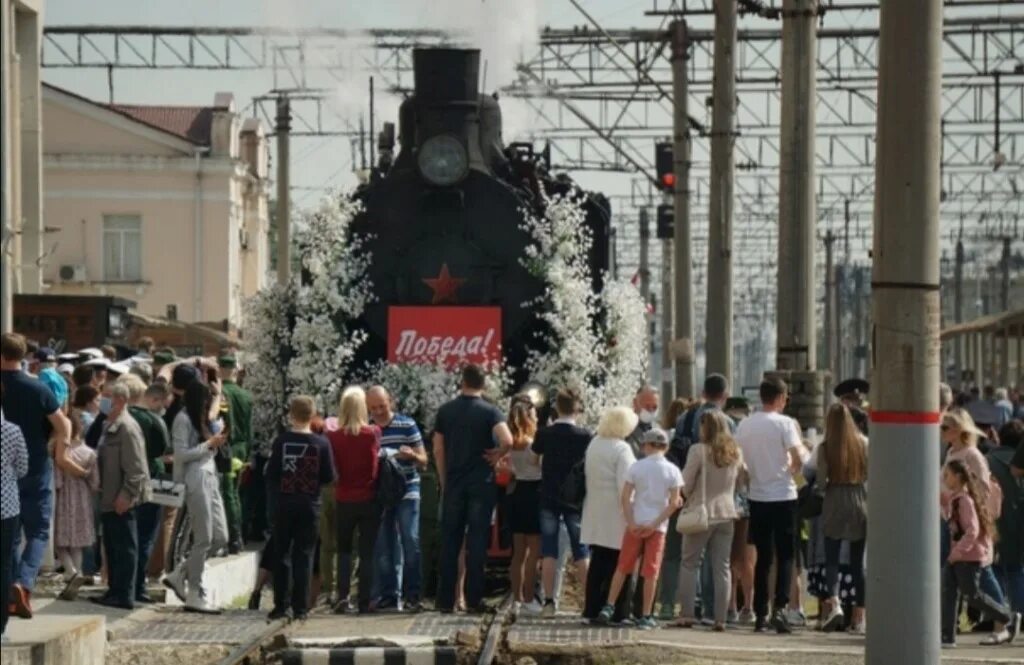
[638,409,657,425]
[99,397,113,415]
[209,419,223,435]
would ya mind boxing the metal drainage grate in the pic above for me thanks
[115,610,271,644]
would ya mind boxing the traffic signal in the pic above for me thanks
[655,141,674,192]
[656,204,674,239]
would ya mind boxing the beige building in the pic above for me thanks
[1,0,44,332]
[41,85,270,326]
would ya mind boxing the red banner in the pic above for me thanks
[387,306,502,367]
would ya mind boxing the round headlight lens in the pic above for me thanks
[417,135,469,186]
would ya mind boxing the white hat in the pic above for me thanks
[79,348,103,360]
[57,352,79,363]
[57,363,75,375]
[83,357,111,370]
[107,361,131,375]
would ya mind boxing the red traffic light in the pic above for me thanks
[661,173,676,188]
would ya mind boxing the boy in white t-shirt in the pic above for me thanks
[734,376,807,634]
[596,428,683,630]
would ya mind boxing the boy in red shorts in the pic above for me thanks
[596,429,683,629]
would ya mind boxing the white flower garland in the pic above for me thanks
[288,194,373,411]
[520,188,648,424]
[244,192,372,446]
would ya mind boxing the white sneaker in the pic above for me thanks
[738,608,755,625]
[510,601,521,618]
[184,587,221,615]
[162,568,187,604]
[785,608,807,627]
[821,605,844,632]
[541,601,556,618]
[521,600,543,615]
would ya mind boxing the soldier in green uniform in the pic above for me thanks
[218,354,253,553]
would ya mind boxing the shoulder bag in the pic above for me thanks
[676,444,709,535]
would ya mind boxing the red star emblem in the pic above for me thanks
[422,263,466,304]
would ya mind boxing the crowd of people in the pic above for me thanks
[2,330,1023,648]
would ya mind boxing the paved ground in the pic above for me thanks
[506,611,1024,664]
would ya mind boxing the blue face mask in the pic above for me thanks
[99,397,113,415]
[209,419,223,435]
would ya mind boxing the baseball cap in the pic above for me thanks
[57,363,75,375]
[34,347,56,362]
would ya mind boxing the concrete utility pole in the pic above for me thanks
[867,0,943,661]
[853,266,865,379]
[776,0,818,371]
[275,96,291,285]
[823,230,836,382]
[1000,236,1011,311]
[954,237,964,387]
[1,1,11,333]
[704,0,737,383]
[670,20,696,397]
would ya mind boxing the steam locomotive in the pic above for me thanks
[349,48,612,381]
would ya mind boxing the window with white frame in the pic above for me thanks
[102,215,142,281]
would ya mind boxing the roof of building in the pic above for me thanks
[43,83,228,146]
[107,104,218,145]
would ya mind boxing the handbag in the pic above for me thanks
[676,444,709,535]
[148,475,185,508]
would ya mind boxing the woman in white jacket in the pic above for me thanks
[163,380,228,614]
[581,406,638,623]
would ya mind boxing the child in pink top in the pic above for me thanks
[941,460,1019,647]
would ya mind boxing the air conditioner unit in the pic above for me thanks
[59,264,88,283]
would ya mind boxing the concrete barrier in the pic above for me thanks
[163,549,259,609]
[0,614,106,665]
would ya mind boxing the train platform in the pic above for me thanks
[506,611,1024,665]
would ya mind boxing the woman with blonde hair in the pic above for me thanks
[675,410,746,630]
[815,403,868,632]
[503,394,542,615]
[327,386,381,614]
[581,405,639,623]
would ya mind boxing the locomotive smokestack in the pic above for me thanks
[413,49,481,104]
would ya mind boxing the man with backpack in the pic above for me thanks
[367,385,427,612]
[532,388,592,617]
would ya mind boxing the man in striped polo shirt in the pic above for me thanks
[367,385,427,612]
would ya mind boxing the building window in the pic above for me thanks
[102,215,142,281]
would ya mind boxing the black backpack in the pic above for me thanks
[667,407,700,469]
[559,459,587,511]
[376,453,407,508]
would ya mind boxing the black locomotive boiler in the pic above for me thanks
[349,48,611,380]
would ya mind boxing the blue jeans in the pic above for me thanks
[980,564,1007,606]
[994,563,1024,613]
[12,463,54,590]
[539,506,589,561]
[135,502,162,598]
[372,498,422,604]
[438,479,496,611]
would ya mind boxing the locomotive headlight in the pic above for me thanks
[417,135,469,186]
